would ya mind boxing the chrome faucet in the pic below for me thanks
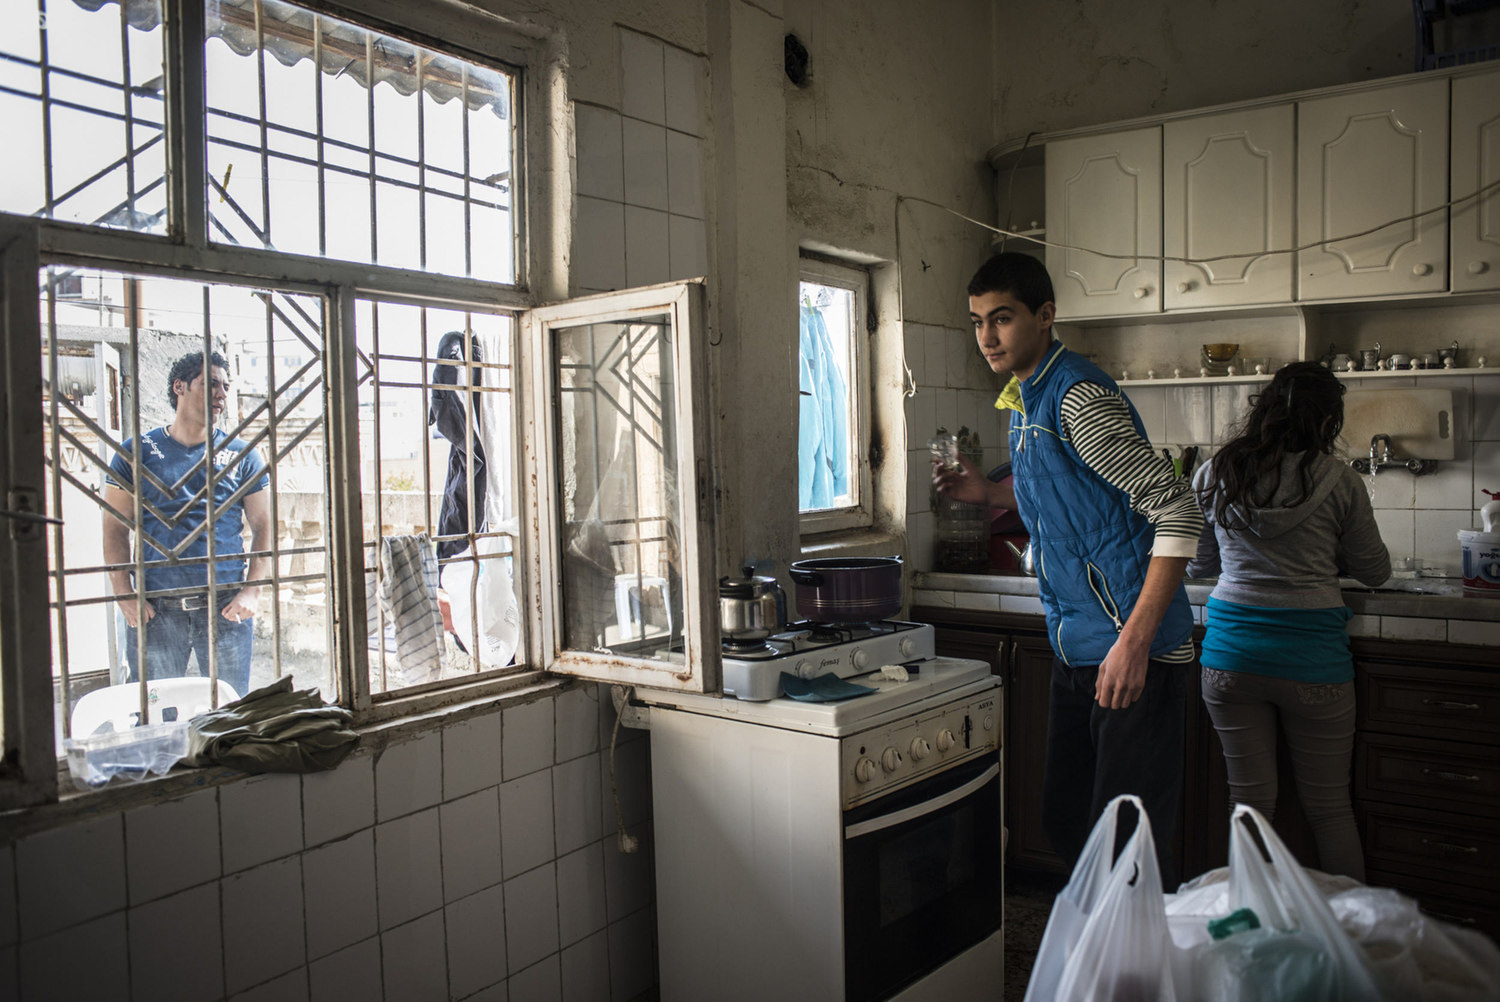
[1351,433,1437,477]
[1370,434,1393,476]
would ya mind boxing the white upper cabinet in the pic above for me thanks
[1297,79,1450,301]
[1452,69,1500,293]
[1164,105,1295,309]
[1045,127,1162,318]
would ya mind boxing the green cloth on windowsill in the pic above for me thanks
[183,675,358,773]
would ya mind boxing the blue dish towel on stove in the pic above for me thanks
[779,671,875,702]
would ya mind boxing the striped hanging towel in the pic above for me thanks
[373,534,445,686]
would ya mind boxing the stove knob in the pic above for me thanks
[851,648,870,670]
[795,659,816,680]
[936,728,955,752]
[899,636,916,658]
[880,747,902,773]
[855,757,877,784]
[983,714,994,731]
[909,736,931,761]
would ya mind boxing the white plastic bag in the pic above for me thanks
[442,531,521,669]
[1185,805,1381,1002]
[1025,794,1179,1002]
[1329,885,1500,1001]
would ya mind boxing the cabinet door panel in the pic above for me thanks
[1165,106,1294,309]
[1046,127,1162,318]
[1007,634,1067,873]
[1452,69,1500,293]
[1297,79,1449,300]
[1356,660,1500,743]
[1356,732,1500,813]
[1359,800,1500,887]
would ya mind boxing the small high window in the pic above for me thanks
[798,258,871,532]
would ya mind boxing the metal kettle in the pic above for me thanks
[718,567,787,643]
[1003,539,1037,576]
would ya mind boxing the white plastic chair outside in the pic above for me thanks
[70,678,240,737]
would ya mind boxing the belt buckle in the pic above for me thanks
[178,595,209,612]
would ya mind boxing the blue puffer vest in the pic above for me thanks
[1002,341,1194,666]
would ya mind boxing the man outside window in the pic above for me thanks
[933,253,1202,886]
[102,350,272,698]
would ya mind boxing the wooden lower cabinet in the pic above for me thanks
[921,607,1500,939]
[1354,640,1500,940]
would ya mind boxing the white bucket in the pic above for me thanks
[1458,530,1500,598]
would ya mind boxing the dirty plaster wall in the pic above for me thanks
[992,0,1426,140]
[778,0,997,574]
[486,0,997,577]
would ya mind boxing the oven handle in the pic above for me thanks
[843,762,999,840]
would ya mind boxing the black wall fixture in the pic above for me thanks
[784,33,809,86]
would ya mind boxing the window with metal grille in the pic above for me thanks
[0,0,539,806]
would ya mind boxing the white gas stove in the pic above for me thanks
[720,618,938,701]
[641,617,1005,1001]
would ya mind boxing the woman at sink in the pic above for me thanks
[1187,361,1390,880]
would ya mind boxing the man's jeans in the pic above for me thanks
[125,593,253,698]
[1041,655,1188,889]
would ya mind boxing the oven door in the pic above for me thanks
[842,753,1004,1002]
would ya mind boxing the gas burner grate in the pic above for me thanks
[721,639,779,658]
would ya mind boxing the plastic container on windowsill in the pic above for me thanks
[63,720,190,790]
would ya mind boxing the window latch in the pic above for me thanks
[2,489,61,541]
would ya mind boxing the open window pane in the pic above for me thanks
[40,266,334,750]
[528,283,717,694]
[0,0,168,231]
[355,299,526,697]
[554,316,684,658]
[204,0,516,281]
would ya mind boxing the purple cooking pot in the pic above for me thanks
[787,556,903,623]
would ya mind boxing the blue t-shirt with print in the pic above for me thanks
[106,427,270,594]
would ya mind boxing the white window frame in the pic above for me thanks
[798,256,874,535]
[524,282,719,695]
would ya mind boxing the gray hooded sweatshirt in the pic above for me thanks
[1187,451,1390,609]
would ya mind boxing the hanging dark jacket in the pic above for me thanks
[430,332,486,560]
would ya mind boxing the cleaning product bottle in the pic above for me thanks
[1483,489,1500,533]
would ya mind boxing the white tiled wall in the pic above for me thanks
[574,30,709,295]
[907,362,1500,577]
[1123,372,1500,576]
[0,684,656,1002]
[904,322,1013,573]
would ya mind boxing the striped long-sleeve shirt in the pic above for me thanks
[1058,381,1202,663]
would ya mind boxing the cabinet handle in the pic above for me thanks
[1422,767,1481,782]
[1420,838,1479,854]
[1175,281,1194,294]
[1133,286,1152,300]
[1421,699,1481,711]
[1412,262,1433,277]
[1470,260,1491,275]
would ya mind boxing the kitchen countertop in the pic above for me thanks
[911,571,1500,625]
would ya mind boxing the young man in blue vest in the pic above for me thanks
[934,252,1202,886]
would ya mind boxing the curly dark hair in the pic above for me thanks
[1200,361,1346,533]
[166,350,229,410]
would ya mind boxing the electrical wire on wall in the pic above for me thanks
[899,175,1500,267]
